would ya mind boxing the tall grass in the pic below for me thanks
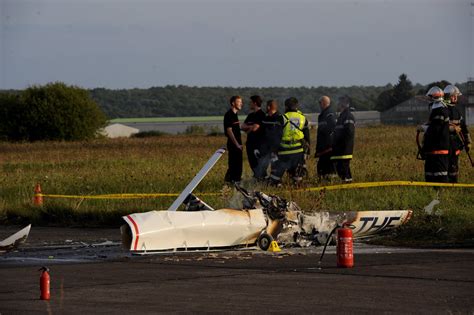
[0,126,472,244]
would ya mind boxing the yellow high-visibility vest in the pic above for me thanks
[279,111,306,155]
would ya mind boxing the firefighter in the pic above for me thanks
[330,96,355,182]
[315,95,337,179]
[241,95,266,177]
[223,95,243,184]
[443,85,472,182]
[254,100,282,180]
[269,97,310,186]
[419,86,450,183]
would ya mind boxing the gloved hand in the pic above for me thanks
[253,149,261,159]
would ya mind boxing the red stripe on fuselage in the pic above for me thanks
[127,215,140,251]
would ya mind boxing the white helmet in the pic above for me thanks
[426,86,444,101]
[443,85,462,96]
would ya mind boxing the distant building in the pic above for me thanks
[381,96,430,125]
[102,123,139,138]
[382,88,474,126]
[465,79,474,125]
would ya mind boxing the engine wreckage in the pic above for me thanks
[121,148,412,254]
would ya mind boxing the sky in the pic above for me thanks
[0,0,473,89]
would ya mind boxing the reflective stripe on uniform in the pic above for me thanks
[425,171,448,176]
[344,119,355,125]
[431,115,449,122]
[279,148,304,155]
[330,155,353,160]
[269,174,281,180]
[426,150,449,155]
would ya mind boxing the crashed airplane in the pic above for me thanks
[0,224,31,254]
[122,148,412,254]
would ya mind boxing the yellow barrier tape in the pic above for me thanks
[293,181,474,193]
[34,181,473,200]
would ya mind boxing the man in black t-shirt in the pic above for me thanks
[241,95,266,176]
[223,95,243,183]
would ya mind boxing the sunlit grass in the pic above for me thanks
[0,126,472,244]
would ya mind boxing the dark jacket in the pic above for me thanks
[332,108,355,158]
[316,105,336,156]
[260,112,282,154]
[447,105,470,152]
[423,101,450,154]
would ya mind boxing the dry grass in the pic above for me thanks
[0,126,473,244]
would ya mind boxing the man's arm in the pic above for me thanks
[226,127,242,150]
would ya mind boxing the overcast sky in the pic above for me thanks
[0,0,472,89]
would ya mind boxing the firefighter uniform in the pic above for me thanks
[422,101,450,183]
[315,105,336,178]
[330,108,355,182]
[270,110,309,185]
[254,111,282,179]
[447,106,471,182]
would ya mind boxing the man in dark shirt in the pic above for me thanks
[241,95,266,177]
[315,95,336,179]
[223,95,243,183]
[254,100,281,179]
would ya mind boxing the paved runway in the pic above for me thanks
[0,227,473,314]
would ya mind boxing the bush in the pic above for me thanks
[0,82,107,141]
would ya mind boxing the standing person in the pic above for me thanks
[315,95,336,179]
[331,96,355,182]
[254,100,282,180]
[443,85,471,182]
[419,86,450,183]
[241,95,266,176]
[269,97,310,186]
[223,96,243,184]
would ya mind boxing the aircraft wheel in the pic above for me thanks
[257,232,273,251]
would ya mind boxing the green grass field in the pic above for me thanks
[0,126,473,245]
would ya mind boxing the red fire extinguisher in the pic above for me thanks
[39,266,50,300]
[337,225,354,268]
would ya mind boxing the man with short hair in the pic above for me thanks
[223,96,243,183]
[241,95,266,176]
[269,97,310,186]
[331,96,355,182]
[315,95,336,179]
[254,100,282,180]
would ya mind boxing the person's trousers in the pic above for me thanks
[224,145,242,183]
[333,158,352,182]
[448,150,460,183]
[254,152,273,180]
[425,154,449,183]
[270,152,305,184]
[317,153,336,178]
[246,143,259,175]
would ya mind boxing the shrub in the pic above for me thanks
[0,82,107,141]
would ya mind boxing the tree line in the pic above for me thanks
[0,76,467,141]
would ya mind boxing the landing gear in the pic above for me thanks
[257,232,273,251]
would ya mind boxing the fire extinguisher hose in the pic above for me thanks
[318,223,356,264]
